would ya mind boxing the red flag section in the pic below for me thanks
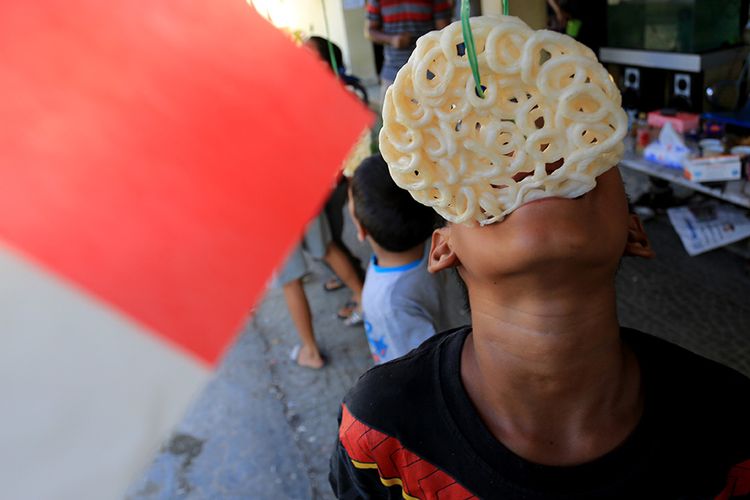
[0,0,373,365]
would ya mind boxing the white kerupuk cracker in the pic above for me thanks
[379,15,628,225]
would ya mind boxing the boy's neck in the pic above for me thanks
[369,239,425,269]
[461,272,643,467]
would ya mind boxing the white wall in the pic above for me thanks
[249,0,377,82]
[342,5,378,83]
[249,0,548,83]
[480,0,547,29]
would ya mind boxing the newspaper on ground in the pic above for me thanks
[667,202,750,256]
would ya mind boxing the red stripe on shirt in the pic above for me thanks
[368,1,452,19]
[434,1,452,14]
[381,12,435,23]
[340,404,477,499]
[715,459,750,499]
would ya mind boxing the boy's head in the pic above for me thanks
[373,16,653,291]
[303,36,344,75]
[349,154,438,253]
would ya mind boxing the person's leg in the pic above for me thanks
[305,212,363,321]
[277,244,324,368]
[324,241,363,306]
[323,179,364,285]
[282,278,324,369]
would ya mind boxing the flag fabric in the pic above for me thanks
[0,0,373,498]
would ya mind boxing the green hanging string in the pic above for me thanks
[320,0,340,77]
[461,0,484,99]
[503,0,509,16]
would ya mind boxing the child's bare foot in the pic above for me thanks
[291,344,325,369]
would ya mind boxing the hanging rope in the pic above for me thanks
[320,0,340,76]
[461,0,484,98]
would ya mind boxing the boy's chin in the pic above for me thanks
[477,220,622,276]
[480,242,621,282]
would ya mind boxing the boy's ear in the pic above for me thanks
[353,217,367,242]
[428,227,460,273]
[624,214,655,259]
[346,193,367,242]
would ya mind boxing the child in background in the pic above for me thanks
[278,213,363,369]
[348,154,465,363]
[302,35,367,314]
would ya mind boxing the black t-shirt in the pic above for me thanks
[330,327,750,499]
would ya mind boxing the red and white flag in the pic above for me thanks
[0,1,372,498]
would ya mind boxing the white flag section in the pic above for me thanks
[0,244,210,500]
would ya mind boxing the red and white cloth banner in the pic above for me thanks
[0,1,372,498]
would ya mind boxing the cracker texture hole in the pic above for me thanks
[513,171,534,182]
[545,158,565,175]
[539,48,552,65]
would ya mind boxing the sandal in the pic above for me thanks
[343,309,364,327]
[323,277,345,292]
[337,300,359,320]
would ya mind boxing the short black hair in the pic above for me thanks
[306,36,344,74]
[351,154,438,252]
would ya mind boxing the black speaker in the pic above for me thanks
[618,66,667,113]
[669,72,703,112]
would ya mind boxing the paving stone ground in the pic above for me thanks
[128,210,376,500]
[128,169,750,500]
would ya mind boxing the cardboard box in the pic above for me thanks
[683,155,742,182]
[647,110,700,134]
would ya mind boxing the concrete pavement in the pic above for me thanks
[128,214,375,499]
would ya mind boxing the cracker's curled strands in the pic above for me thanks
[380,15,628,225]
[485,21,533,75]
